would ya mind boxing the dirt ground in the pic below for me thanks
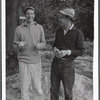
[6,55,93,100]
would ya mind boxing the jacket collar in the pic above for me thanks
[22,21,37,26]
[69,23,74,30]
[63,24,75,35]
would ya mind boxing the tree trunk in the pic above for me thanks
[6,0,28,51]
[6,0,19,51]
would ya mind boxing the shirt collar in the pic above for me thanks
[69,23,74,30]
[63,24,74,35]
[22,21,37,26]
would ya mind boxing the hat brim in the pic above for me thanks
[59,11,76,20]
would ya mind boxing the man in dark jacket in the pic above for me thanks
[50,8,84,100]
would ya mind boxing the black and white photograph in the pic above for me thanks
[0,12,1,100]
[99,0,100,99]
[0,0,2,99]
[5,0,98,100]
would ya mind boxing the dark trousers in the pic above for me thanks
[50,57,75,100]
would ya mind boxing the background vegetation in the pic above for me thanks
[6,0,94,75]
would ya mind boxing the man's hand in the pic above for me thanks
[53,47,59,53]
[53,47,71,58]
[18,41,27,51]
[53,47,60,58]
[36,42,46,50]
[36,43,41,49]
[53,47,60,56]
[56,50,71,58]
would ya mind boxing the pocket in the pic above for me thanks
[58,60,74,72]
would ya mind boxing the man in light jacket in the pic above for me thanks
[13,6,46,100]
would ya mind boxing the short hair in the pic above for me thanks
[23,6,35,14]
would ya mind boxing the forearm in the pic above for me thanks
[36,41,46,50]
[57,49,84,58]
[71,49,84,56]
[13,43,20,52]
[13,41,26,52]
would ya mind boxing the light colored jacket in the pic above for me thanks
[13,21,46,64]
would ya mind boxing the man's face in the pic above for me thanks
[25,9,35,23]
[58,13,70,27]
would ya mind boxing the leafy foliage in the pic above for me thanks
[6,41,93,75]
[6,0,94,75]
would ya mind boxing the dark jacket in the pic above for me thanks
[53,26,84,60]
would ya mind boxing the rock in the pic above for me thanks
[73,73,93,100]
[6,72,93,100]
[74,56,93,79]
[56,73,93,100]
[6,94,18,100]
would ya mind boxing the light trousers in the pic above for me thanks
[19,61,44,100]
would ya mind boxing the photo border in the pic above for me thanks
[1,0,99,100]
[2,0,6,99]
[93,0,99,99]
[98,0,100,100]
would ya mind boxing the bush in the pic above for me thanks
[84,41,93,56]
[6,51,18,76]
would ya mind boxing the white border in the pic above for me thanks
[1,0,99,100]
[2,0,6,99]
[93,0,98,100]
